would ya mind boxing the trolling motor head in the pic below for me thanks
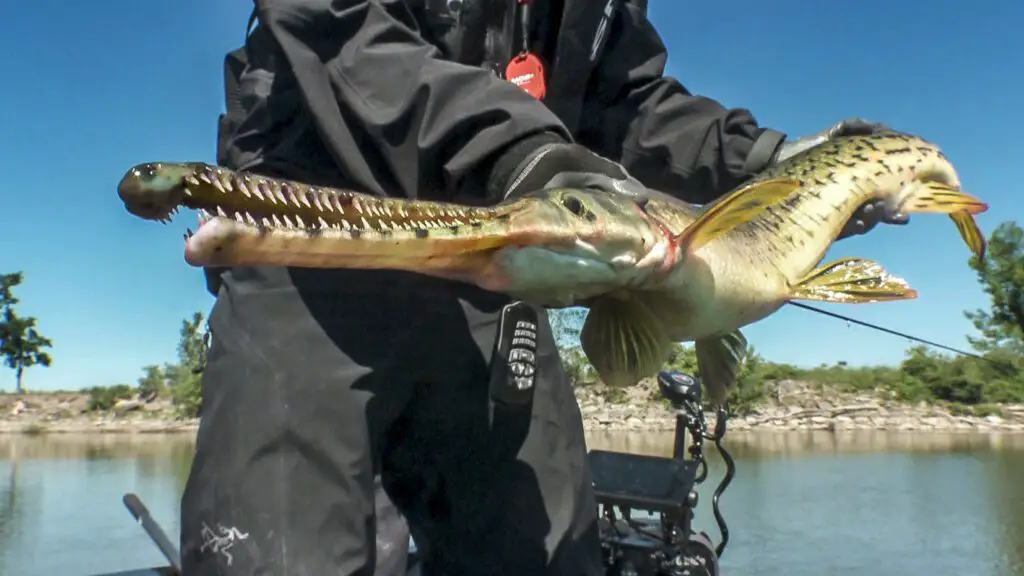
[657,370,702,409]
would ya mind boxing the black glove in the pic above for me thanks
[773,118,884,164]
[485,133,651,203]
[774,118,910,240]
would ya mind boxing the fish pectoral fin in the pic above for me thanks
[949,211,987,260]
[788,257,918,303]
[580,296,672,388]
[897,181,988,259]
[673,178,802,254]
[695,330,748,407]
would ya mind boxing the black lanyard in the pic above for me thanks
[514,0,533,56]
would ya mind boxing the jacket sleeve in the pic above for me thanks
[254,0,571,200]
[576,2,786,204]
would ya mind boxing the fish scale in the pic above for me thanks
[117,127,991,407]
[684,131,980,284]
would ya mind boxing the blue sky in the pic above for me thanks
[1,0,1020,392]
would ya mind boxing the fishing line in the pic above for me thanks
[787,301,989,361]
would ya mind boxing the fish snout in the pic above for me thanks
[117,162,189,221]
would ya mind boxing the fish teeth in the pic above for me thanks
[218,174,233,192]
[320,191,334,212]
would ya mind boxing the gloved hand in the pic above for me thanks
[775,118,910,240]
[773,117,885,164]
[486,133,652,203]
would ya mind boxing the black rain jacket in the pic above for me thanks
[208,0,786,294]
[217,0,785,201]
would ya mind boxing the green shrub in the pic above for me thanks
[85,384,134,412]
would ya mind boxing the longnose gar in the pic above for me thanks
[118,129,989,405]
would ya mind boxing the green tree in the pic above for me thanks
[965,221,1024,354]
[0,272,53,394]
[136,364,167,400]
[167,311,209,417]
[176,311,209,371]
[549,308,595,384]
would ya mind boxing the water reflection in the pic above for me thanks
[587,430,1024,576]
[0,461,25,572]
[586,429,1024,457]
[987,448,1024,574]
[0,431,1022,576]
[0,434,196,576]
[1,433,195,461]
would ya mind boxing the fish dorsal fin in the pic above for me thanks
[695,330,748,407]
[672,178,802,255]
[788,257,918,303]
[580,296,673,389]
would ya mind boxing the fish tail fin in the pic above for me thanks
[949,210,987,260]
[788,257,918,303]
[897,181,988,259]
[673,178,802,254]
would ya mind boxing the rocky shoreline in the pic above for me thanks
[3,381,1024,435]
[573,379,1024,434]
[578,398,1024,433]
[0,393,199,434]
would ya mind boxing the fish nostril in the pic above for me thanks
[134,163,162,183]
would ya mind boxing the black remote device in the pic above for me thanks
[489,301,540,406]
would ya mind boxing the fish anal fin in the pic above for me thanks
[789,257,918,303]
[673,178,802,254]
[695,330,748,407]
[580,296,672,388]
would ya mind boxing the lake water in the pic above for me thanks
[2,431,1023,576]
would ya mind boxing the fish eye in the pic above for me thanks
[561,195,586,217]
